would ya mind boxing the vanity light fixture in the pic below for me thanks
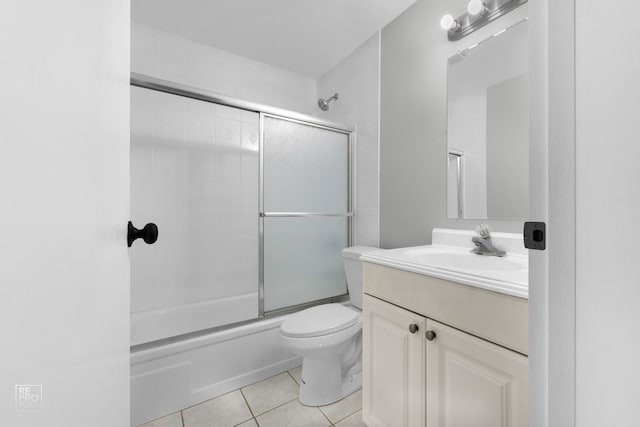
[467,0,488,16]
[441,0,527,41]
[440,14,460,31]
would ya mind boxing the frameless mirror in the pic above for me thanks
[447,19,529,220]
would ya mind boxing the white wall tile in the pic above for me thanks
[187,145,216,177]
[355,208,379,246]
[214,266,258,298]
[186,111,216,146]
[242,121,260,151]
[241,152,259,180]
[241,180,259,209]
[188,239,217,271]
[241,209,259,237]
[185,41,219,90]
[131,94,154,138]
[153,173,187,207]
[187,175,218,208]
[355,175,378,209]
[213,209,245,238]
[153,106,186,141]
[131,170,153,208]
[153,206,187,241]
[131,22,155,77]
[216,178,243,208]
[213,238,244,269]
[216,117,242,149]
[131,139,153,174]
[215,152,242,178]
[153,143,187,175]
[216,104,243,122]
[241,237,259,267]
[154,31,189,83]
[317,33,380,247]
[187,208,217,239]
[131,246,155,313]
[216,51,263,102]
[355,136,378,177]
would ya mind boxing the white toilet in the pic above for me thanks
[280,246,379,406]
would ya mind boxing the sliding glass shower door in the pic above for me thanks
[130,86,260,345]
[261,115,352,313]
[130,77,353,344]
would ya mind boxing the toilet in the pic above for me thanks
[280,246,379,406]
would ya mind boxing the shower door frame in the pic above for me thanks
[130,73,354,333]
[258,113,354,316]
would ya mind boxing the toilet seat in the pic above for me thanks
[281,304,360,338]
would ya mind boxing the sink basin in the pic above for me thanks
[360,231,528,299]
[404,247,527,273]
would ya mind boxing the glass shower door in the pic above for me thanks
[261,115,352,313]
[130,86,260,345]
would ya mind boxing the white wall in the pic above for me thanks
[316,33,381,247]
[131,22,317,114]
[0,1,130,426]
[575,0,640,425]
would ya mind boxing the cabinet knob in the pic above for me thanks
[425,330,437,341]
[408,324,419,334]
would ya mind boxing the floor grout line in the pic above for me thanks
[253,396,299,418]
[318,406,334,426]
[331,407,361,425]
[239,388,256,419]
[286,368,299,385]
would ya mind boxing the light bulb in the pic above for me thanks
[440,15,458,31]
[467,0,487,16]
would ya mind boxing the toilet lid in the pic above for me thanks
[281,304,360,338]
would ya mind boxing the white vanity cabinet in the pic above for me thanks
[362,262,529,427]
[425,319,528,427]
[363,294,426,427]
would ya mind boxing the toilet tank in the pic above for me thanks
[342,246,380,310]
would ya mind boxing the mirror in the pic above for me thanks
[447,19,529,220]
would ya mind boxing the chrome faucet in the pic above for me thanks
[470,224,505,257]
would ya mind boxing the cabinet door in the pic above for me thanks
[363,294,426,427]
[425,319,528,427]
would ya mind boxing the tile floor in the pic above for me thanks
[138,366,365,427]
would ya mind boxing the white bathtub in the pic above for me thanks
[130,314,300,426]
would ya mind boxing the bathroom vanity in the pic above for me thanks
[360,229,528,427]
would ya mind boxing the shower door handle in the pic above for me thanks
[127,221,158,247]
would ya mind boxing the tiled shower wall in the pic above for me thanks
[316,33,381,247]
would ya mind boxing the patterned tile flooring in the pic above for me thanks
[138,366,364,427]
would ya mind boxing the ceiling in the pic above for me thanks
[131,0,417,79]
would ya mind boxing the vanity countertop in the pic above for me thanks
[361,228,528,299]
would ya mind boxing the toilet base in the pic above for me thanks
[298,358,362,407]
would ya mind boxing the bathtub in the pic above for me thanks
[130,314,300,426]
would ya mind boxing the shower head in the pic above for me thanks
[318,93,339,111]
